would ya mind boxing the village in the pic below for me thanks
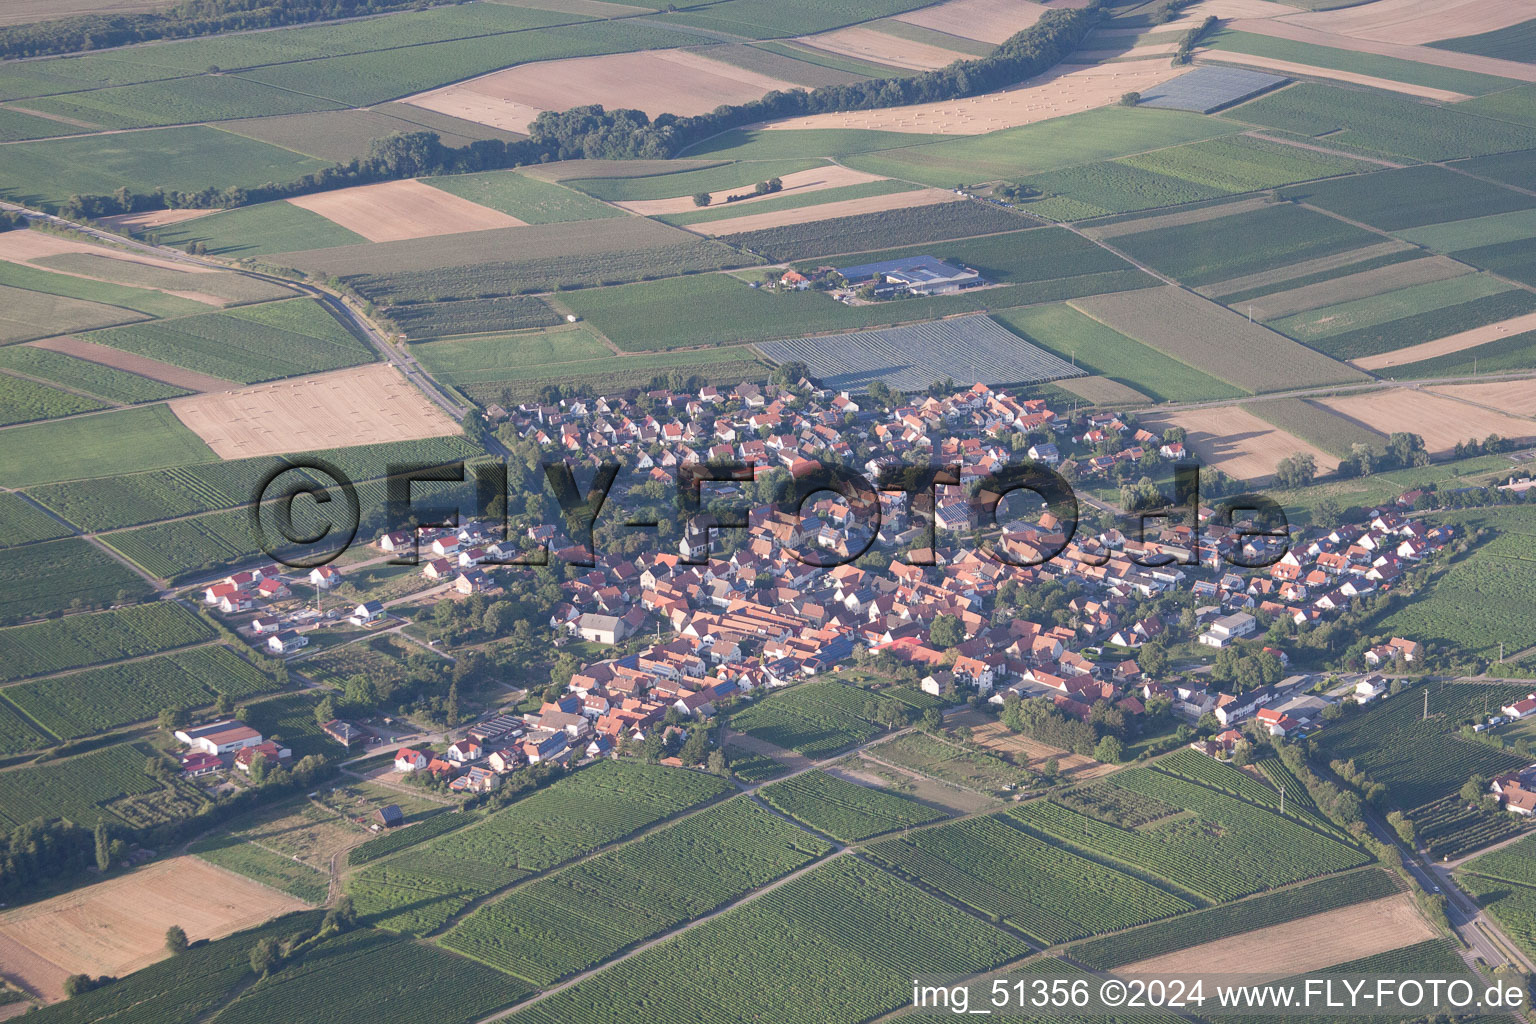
[166,380,1474,802]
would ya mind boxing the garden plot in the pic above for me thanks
[1117,894,1433,983]
[763,61,1186,134]
[1139,404,1339,481]
[1316,389,1536,454]
[1281,0,1536,45]
[1353,311,1536,370]
[796,24,978,70]
[690,188,959,235]
[169,363,459,459]
[758,313,1084,392]
[1429,380,1536,418]
[404,48,800,134]
[892,0,1046,44]
[1135,65,1287,111]
[0,857,305,1003]
[285,179,524,243]
[616,164,886,215]
[1068,286,1365,393]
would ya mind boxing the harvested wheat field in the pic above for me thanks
[1354,312,1536,371]
[405,49,799,134]
[1194,49,1473,101]
[171,363,460,458]
[796,25,978,71]
[764,61,1185,134]
[27,336,236,391]
[98,208,218,230]
[1140,405,1340,481]
[0,857,306,1003]
[1316,389,1536,454]
[1281,0,1536,44]
[894,0,1046,44]
[286,179,523,243]
[0,228,216,274]
[1428,380,1536,418]
[617,164,889,216]
[1119,894,1433,983]
[1225,18,1536,82]
[691,189,960,235]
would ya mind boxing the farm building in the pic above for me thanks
[374,804,404,828]
[834,255,984,296]
[323,719,364,747]
[175,720,263,756]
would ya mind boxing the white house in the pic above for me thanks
[349,600,384,626]
[267,630,308,655]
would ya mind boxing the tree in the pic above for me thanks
[707,749,727,775]
[692,192,711,207]
[165,925,188,954]
[460,409,486,447]
[314,694,336,726]
[94,821,111,873]
[1386,810,1416,846]
[445,681,461,727]
[1462,774,1489,804]
[1313,497,1344,530]
[1041,757,1060,781]
[249,937,280,977]
[929,614,964,649]
[158,706,186,732]
[248,752,268,785]
[922,709,944,731]
[1094,735,1123,763]
[1138,642,1168,677]
[215,692,234,716]
[1120,90,1140,105]
[1274,452,1317,489]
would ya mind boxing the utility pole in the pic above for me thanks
[1424,689,1430,722]
[1279,784,1285,816]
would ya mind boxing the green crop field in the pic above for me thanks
[1396,207,1536,253]
[0,741,166,827]
[1455,234,1536,287]
[1458,871,1536,963]
[0,345,189,404]
[191,832,330,904]
[1228,82,1536,162]
[759,769,944,841]
[568,159,823,202]
[0,536,155,623]
[683,127,945,161]
[0,126,332,210]
[993,303,1244,403]
[1017,161,1229,221]
[0,258,211,319]
[1460,831,1536,889]
[719,199,1034,260]
[221,107,517,163]
[386,295,565,339]
[729,682,903,759]
[4,643,277,741]
[30,252,297,305]
[0,491,71,547]
[1268,272,1519,341]
[17,76,345,132]
[1205,30,1522,96]
[1106,201,1380,288]
[1011,768,1370,902]
[0,372,107,424]
[504,856,1027,1024]
[455,346,765,407]
[0,600,213,682]
[104,505,285,581]
[1434,17,1536,61]
[1455,147,1536,191]
[844,107,1246,187]
[441,796,832,985]
[1243,397,1387,457]
[1282,163,1536,231]
[85,297,375,383]
[1411,794,1526,860]
[351,760,731,934]
[1119,133,1377,194]
[1391,328,1536,378]
[1068,868,1401,969]
[866,731,1028,793]
[0,695,56,756]
[0,281,153,344]
[662,179,918,227]
[413,328,615,385]
[213,929,531,1024]
[151,201,370,258]
[869,814,1195,943]
[1298,288,1536,361]
[425,172,629,223]
[656,0,930,38]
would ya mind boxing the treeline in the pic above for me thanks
[58,2,1104,220]
[0,0,462,60]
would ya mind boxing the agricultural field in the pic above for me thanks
[1226,255,1473,323]
[1317,681,1529,808]
[504,856,1028,1024]
[0,601,213,682]
[84,298,375,385]
[0,346,190,404]
[1313,390,1536,455]
[0,742,171,827]
[654,0,935,39]
[29,252,294,306]
[348,810,475,867]
[0,492,71,547]
[0,282,151,344]
[351,760,731,934]
[0,536,155,624]
[1069,868,1402,969]
[670,180,927,231]
[0,372,107,425]
[869,814,1195,943]
[1456,871,1536,963]
[150,202,370,258]
[759,314,1083,393]
[1396,207,1536,254]
[1282,163,1536,231]
[1011,770,1370,903]
[413,328,614,385]
[1227,82,1536,162]
[866,730,1028,793]
[715,198,1031,260]
[0,257,210,320]
[1068,287,1365,394]
[993,303,1243,404]
[729,682,903,760]
[3,643,277,741]
[759,769,944,840]
[1242,397,1387,458]
[221,107,524,163]
[440,796,832,985]
[424,171,626,223]
[212,929,531,1024]
[384,295,565,338]
[1412,794,1527,861]
[567,159,820,202]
